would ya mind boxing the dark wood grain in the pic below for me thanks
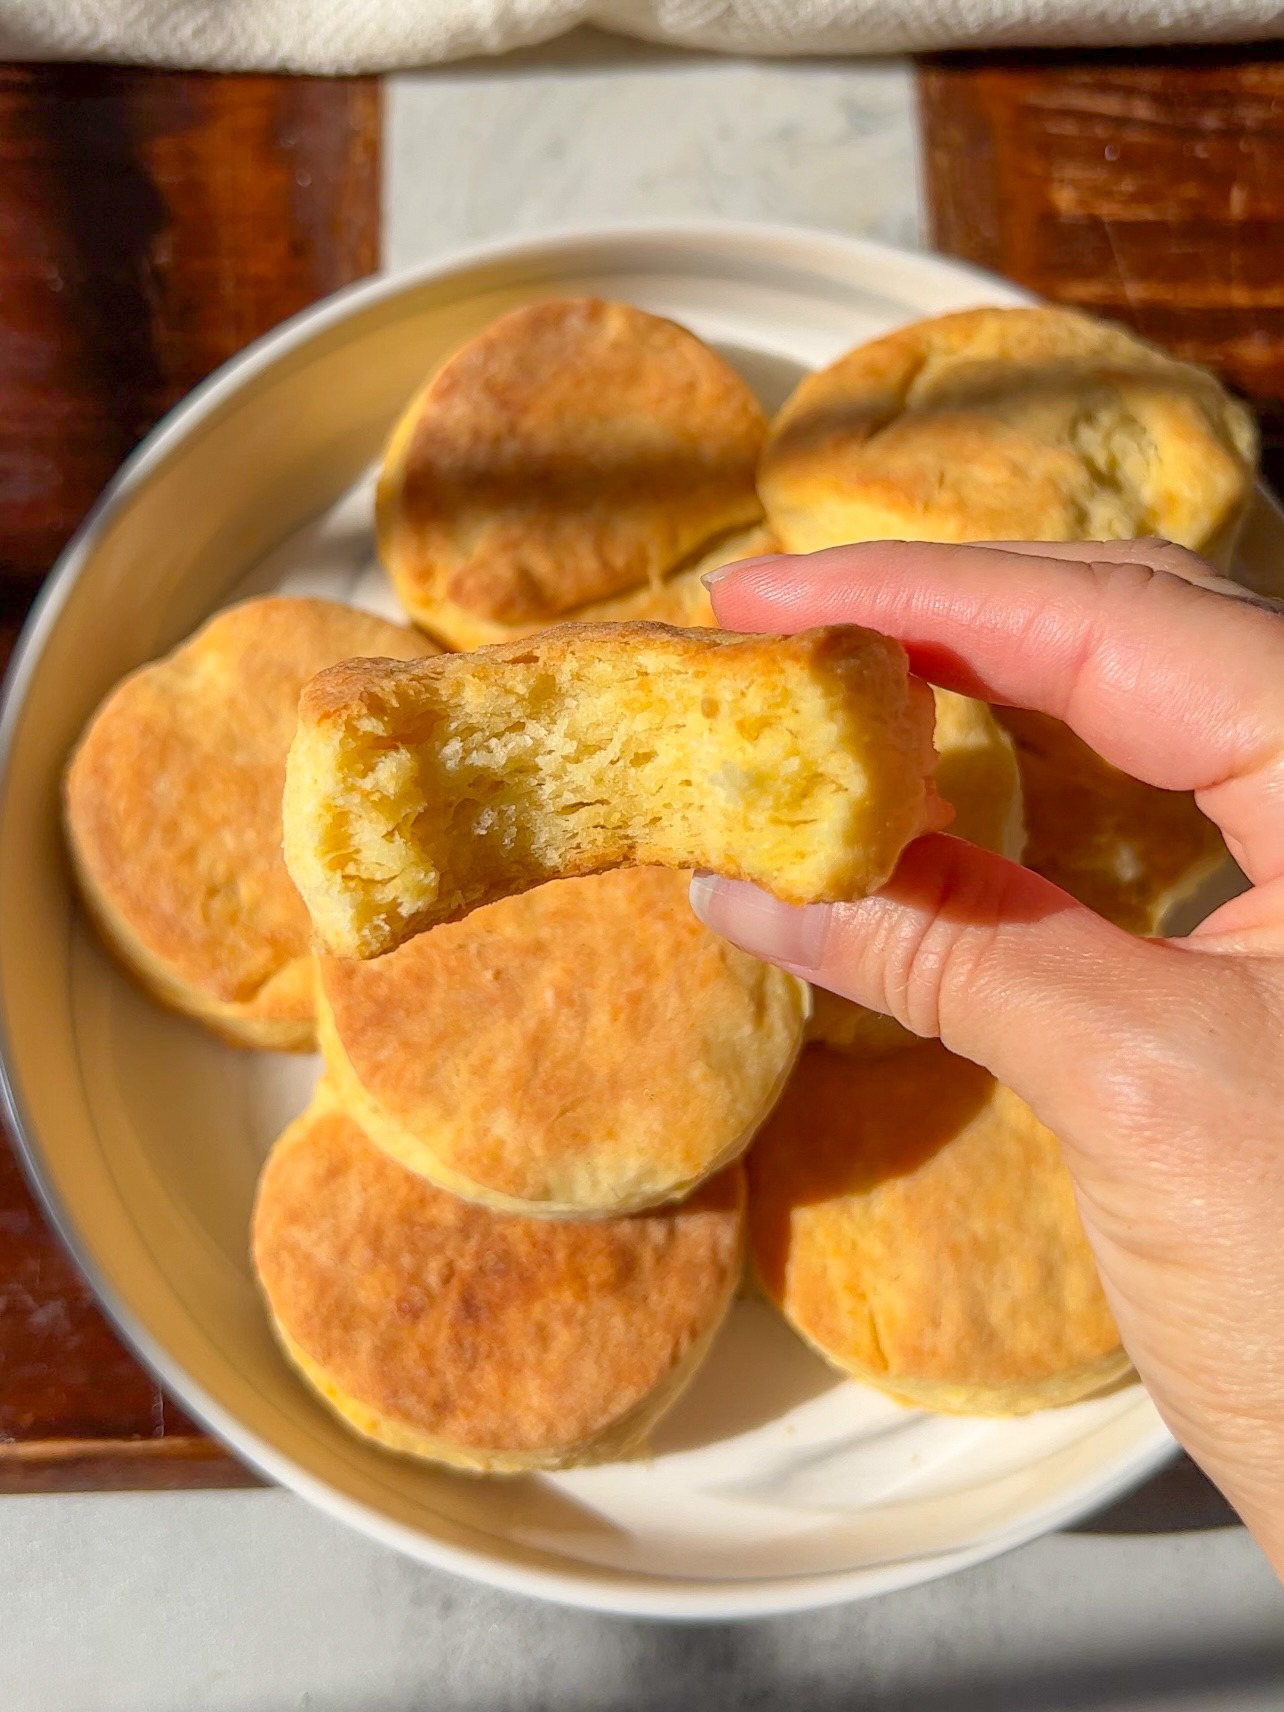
[0,65,380,596]
[0,65,379,1491]
[917,46,1284,491]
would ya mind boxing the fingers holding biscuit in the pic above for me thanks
[708,541,1284,883]
[689,833,1253,1165]
[693,837,1149,1112]
[284,622,943,958]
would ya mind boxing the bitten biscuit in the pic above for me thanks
[64,597,436,1049]
[809,688,1024,1057]
[252,1088,746,1473]
[998,708,1228,935]
[317,867,806,1216]
[377,297,767,648]
[760,306,1258,570]
[748,1042,1130,1415]
[284,621,944,960]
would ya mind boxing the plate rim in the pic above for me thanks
[0,218,1178,1620]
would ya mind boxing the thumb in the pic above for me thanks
[690,834,1231,1149]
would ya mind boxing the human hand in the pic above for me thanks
[691,538,1284,1570]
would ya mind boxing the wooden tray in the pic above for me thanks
[916,44,1284,491]
[0,65,378,1490]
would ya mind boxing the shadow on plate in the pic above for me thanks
[648,1298,841,1457]
[1069,1451,1241,1536]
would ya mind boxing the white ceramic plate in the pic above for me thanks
[2,223,1279,1621]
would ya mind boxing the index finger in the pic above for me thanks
[709,540,1284,885]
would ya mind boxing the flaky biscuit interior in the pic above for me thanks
[284,621,943,960]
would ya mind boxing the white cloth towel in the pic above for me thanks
[0,0,1280,74]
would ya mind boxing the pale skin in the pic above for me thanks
[689,538,1284,1574]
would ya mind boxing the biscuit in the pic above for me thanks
[529,523,776,636]
[284,621,944,960]
[747,1042,1129,1414]
[390,524,774,653]
[317,867,807,1215]
[377,297,767,648]
[252,1088,746,1472]
[808,688,1024,1056]
[760,306,1258,569]
[64,597,435,1049]
[998,709,1228,934]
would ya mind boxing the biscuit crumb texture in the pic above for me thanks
[284,622,943,960]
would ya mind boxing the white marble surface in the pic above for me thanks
[385,33,921,267]
[2,1490,1280,1712]
[3,37,1282,1712]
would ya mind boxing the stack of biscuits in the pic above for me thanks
[64,294,1257,1469]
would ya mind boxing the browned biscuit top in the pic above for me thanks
[252,1093,746,1455]
[317,866,804,1210]
[378,297,767,625]
[64,596,434,1020]
[761,305,1258,560]
[747,1042,1121,1403]
[998,709,1226,934]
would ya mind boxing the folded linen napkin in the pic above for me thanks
[0,0,1278,74]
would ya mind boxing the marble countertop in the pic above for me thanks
[4,37,1281,1711]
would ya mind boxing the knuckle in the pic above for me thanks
[1081,536,1208,583]
[1120,536,1205,578]
[860,842,1018,1042]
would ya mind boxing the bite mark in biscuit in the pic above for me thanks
[283,621,944,960]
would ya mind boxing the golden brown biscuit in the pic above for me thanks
[808,688,1024,1057]
[748,1042,1129,1415]
[378,297,767,648]
[317,867,806,1215]
[284,621,944,960]
[64,597,436,1049]
[998,708,1228,934]
[503,523,776,639]
[388,523,775,653]
[760,306,1258,569]
[252,1088,746,1472]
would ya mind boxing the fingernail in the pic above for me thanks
[689,873,830,969]
[700,553,783,591]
